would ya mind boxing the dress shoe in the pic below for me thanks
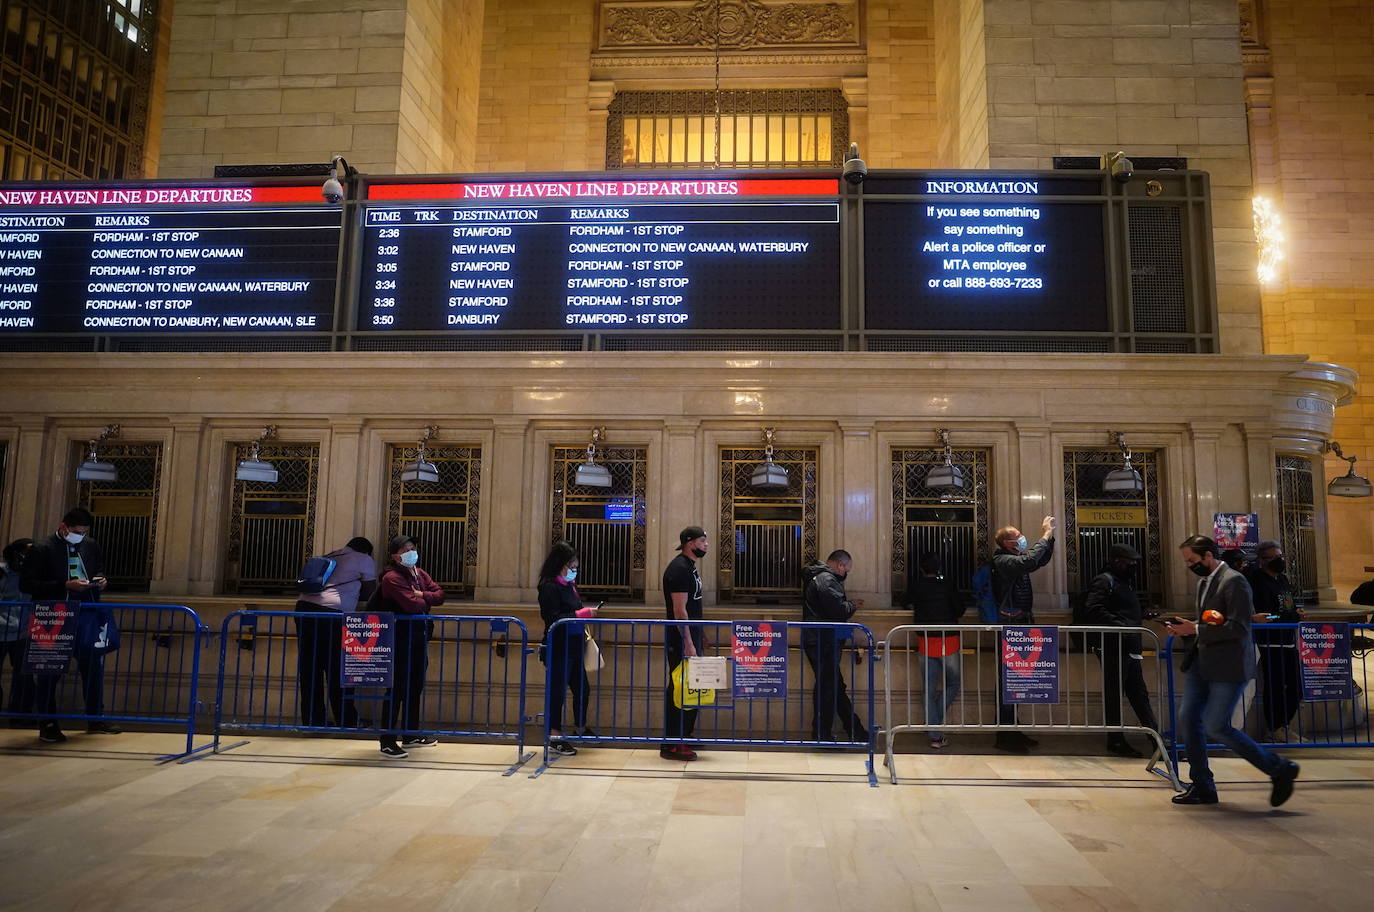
[1270,760,1299,808]
[1171,783,1219,805]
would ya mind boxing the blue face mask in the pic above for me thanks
[399,550,419,568]
[564,568,577,582]
[1016,535,1028,552]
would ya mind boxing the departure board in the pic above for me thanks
[359,178,841,331]
[863,177,1110,332]
[0,184,341,333]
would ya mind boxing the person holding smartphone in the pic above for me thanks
[20,507,121,742]
[537,540,599,757]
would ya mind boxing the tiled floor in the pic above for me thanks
[2,730,1372,911]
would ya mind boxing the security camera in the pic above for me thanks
[1103,150,1133,184]
[321,154,350,203]
[842,142,867,185]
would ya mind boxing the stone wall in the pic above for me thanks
[396,0,486,173]
[935,0,990,167]
[864,0,939,168]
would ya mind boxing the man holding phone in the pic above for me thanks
[1164,535,1299,807]
[21,507,121,742]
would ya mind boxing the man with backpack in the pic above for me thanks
[1081,543,1159,758]
[802,549,869,744]
[295,537,377,729]
[989,517,1055,752]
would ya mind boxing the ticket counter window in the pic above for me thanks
[1276,454,1319,599]
[387,444,482,598]
[719,445,818,603]
[890,447,991,601]
[551,445,647,601]
[75,441,161,592]
[1063,448,1164,608]
[225,442,319,595]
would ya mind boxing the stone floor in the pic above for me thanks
[1,730,1372,911]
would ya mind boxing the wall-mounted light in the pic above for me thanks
[1103,431,1144,493]
[1253,196,1285,285]
[924,428,965,490]
[76,424,121,482]
[235,426,279,483]
[399,425,441,483]
[750,427,789,491]
[1326,441,1372,498]
[575,427,613,488]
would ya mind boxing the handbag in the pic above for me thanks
[583,629,605,673]
[670,660,717,709]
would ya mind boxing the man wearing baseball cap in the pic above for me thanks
[661,526,708,761]
[1082,542,1159,758]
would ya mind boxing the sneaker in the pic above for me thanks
[38,725,67,744]
[659,744,698,761]
[1269,760,1299,808]
[86,721,122,735]
[579,726,599,739]
[550,740,578,757]
[400,736,438,749]
[378,743,408,759]
[929,736,948,750]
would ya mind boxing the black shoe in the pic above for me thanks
[400,736,438,749]
[1171,783,1219,805]
[86,721,122,735]
[1270,760,1299,807]
[378,742,408,759]
[994,734,1029,754]
[1106,739,1143,759]
[38,725,67,744]
[550,740,578,757]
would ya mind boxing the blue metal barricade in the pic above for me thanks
[536,618,877,786]
[881,624,1179,788]
[0,601,211,762]
[1162,622,1374,774]
[210,610,535,773]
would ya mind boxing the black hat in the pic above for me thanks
[388,533,417,554]
[1108,543,1141,561]
[675,526,707,550]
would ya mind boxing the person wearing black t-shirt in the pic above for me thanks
[1246,540,1303,735]
[661,526,708,761]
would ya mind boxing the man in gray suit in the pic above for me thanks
[1164,535,1299,807]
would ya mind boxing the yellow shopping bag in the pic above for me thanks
[671,660,717,709]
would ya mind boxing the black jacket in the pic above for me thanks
[1183,564,1257,684]
[907,575,965,626]
[537,577,583,645]
[802,563,855,623]
[21,533,105,602]
[1082,568,1144,653]
[991,537,1054,621]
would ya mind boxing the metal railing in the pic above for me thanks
[0,601,210,762]
[882,624,1179,788]
[1161,622,1374,770]
[536,617,877,785]
[210,610,535,774]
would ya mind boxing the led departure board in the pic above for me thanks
[358,178,841,331]
[863,177,1110,332]
[0,184,340,333]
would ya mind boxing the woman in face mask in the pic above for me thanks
[373,534,444,759]
[537,540,599,756]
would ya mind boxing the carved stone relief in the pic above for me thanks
[597,1,862,51]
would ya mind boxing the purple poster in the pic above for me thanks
[341,612,394,687]
[1001,626,1059,704]
[1298,622,1353,701]
[732,621,787,698]
[1212,513,1260,551]
[23,602,76,674]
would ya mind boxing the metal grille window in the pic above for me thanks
[607,89,847,169]
[75,441,160,591]
[1275,454,1319,599]
[718,446,818,602]
[1063,449,1164,610]
[1129,206,1189,333]
[0,0,157,180]
[225,442,319,595]
[387,445,481,598]
[551,446,648,601]
[890,447,990,600]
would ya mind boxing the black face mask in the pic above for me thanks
[1188,561,1211,578]
[1113,561,1138,580]
[690,547,707,559]
[1267,558,1286,574]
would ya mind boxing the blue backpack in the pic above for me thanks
[971,564,1014,623]
[296,556,337,594]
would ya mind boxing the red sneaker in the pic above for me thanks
[659,745,698,761]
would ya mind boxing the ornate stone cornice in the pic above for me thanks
[592,52,866,68]
[597,1,862,51]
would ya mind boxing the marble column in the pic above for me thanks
[477,417,530,602]
[1014,422,1059,603]
[1189,421,1227,535]
[656,419,702,605]
[150,418,206,595]
[321,420,366,550]
[4,417,49,541]
[838,421,878,605]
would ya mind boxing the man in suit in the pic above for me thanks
[1164,535,1299,807]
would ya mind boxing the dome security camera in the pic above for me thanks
[842,142,867,185]
[322,154,350,203]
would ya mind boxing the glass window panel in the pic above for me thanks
[10,150,27,180]
[686,115,702,163]
[703,115,718,165]
[751,116,767,163]
[719,115,736,164]
[651,118,667,163]
[621,117,639,163]
[767,115,783,163]
[800,115,816,162]
[127,25,137,43]
[785,115,800,163]
[669,116,686,163]
[817,115,832,163]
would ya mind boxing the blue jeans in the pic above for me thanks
[923,653,961,738]
[1179,664,1284,788]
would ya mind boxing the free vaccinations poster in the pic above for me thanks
[1001,626,1060,704]
[341,612,394,687]
[732,621,788,698]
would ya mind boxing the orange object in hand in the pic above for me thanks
[1201,609,1225,626]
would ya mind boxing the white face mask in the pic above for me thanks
[64,531,85,545]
